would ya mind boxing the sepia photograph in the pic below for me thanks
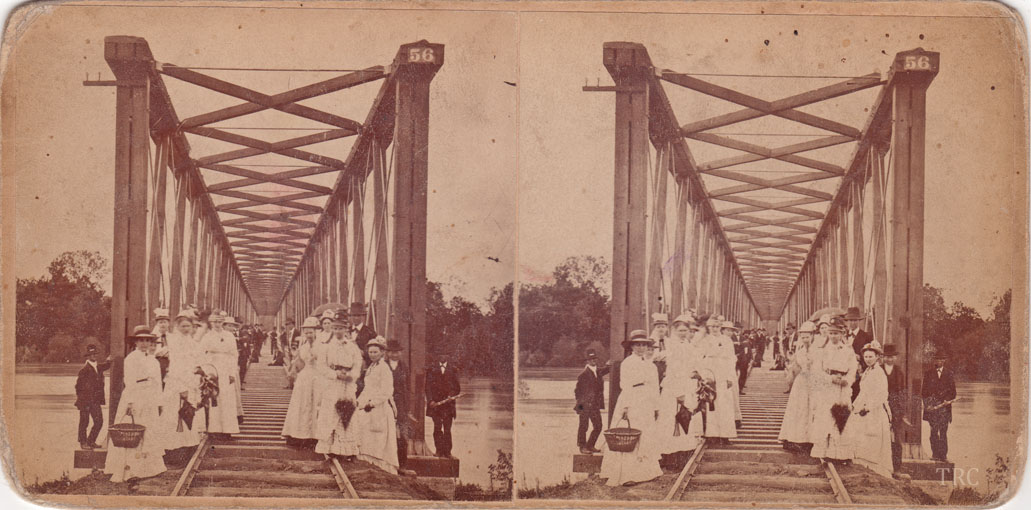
[1,2,516,504]
[515,2,1028,507]
[1,1,1029,509]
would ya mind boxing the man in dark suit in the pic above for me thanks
[574,350,611,454]
[734,326,753,392]
[385,340,411,471]
[272,319,298,366]
[844,307,873,401]
[922,353,956,462]
[425,353,461,458]
[350,302,378,356]
[882,344,907,475]
[75,344,111,450]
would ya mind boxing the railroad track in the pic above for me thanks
[168,356,358,498]
[665,366,855,505]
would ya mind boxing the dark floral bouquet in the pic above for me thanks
[335,399,357,428]
[195,365,219,430]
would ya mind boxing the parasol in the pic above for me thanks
[809,307,847,323]
[311,302,346,317]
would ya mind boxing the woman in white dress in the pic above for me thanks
[159,309,206,451]
[809,317,856,462]
[355,337,399,473]
[779,320,816,452]
[104,327,167,482]
[202,311,240,437]
[282,317,321,447]
[700,316,737,444]
[315,315,364,459]
[720,321,743,426]
[655,315,704,462]
[847,342,893,476]
[600,330,662,486]
[223,315,245,419]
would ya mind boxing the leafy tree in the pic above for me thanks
[923,284,1009,381]
[519,256,611,368]
[16,251,112,363]
[425,280,514,378]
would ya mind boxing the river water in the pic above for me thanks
[8,364,512,488]
[517,367,1014,491]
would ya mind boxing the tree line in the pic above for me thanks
[16,250,514,379]
[519,255,1012,381]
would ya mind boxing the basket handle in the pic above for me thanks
[123,411,136,425]
[617,414,631,430]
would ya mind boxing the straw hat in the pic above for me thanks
[367,336,388,351]
[302,316,321,329]
[798,321,817,333]
[651,313,669,326]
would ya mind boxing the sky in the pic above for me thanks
[5,4,519,306]
[3,2,1027,317]
[516,8,1028,316]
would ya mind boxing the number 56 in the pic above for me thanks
[408,48,435,63]
[904,55,931,70]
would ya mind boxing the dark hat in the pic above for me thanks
[844,307,865,321]
[129,325,157,340]
[386,340,404,352]
[932,352,949,361]
[883,344,899,356]
[85,344,99,355]
[330,309,349,325]
[285,317,296,325]
[585,349,598,359]
[786,322,797,329]
[349,302,368,315]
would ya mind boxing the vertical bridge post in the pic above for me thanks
[391,40,443,453]
[603,42,651,421]
[105,36,153,424]
[889,48,939,453]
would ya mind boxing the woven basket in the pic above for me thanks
[109,414,146,448]
[604,416,641,453]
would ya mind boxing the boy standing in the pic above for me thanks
[75,344,110,450]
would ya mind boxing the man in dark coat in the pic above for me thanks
[75,344,111,450]
[882,344,907,474]
[751,330,766,367]
[734,326,752,392]
[273,320,298,366]
[425,353,461,458]
[349,302,378,356]
[574,350,611,454]
[385,340,411,470]
[922,353,956,462]
[844,307,873,401]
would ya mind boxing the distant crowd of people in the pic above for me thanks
[74,302,463,484]
[573,306,956,487]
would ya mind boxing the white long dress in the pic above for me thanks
[846,366,893,476]
[655,336,704,454]
[281,340,318,440]
[158,332,206,449]
[701,333,738,439]
[104,350,167,482]
[355,360,399,473]
[203,329,240,434]
[809,341,856,460]
[778,343,812,444]
[315,336,364,456]
[600,354,662,486]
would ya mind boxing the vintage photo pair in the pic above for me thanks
[1,1,1027,508]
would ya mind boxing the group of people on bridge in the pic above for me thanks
[576,306,956,487]
[80,307,257,482]
[76,302,463,484]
